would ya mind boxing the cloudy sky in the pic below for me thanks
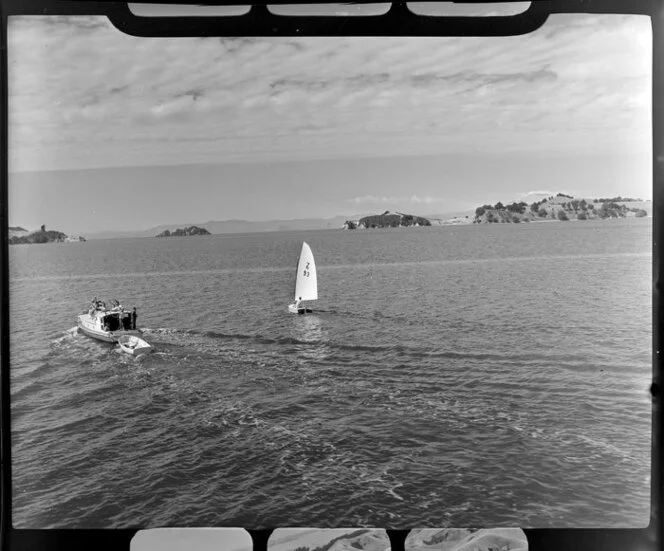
[7,7,651,234]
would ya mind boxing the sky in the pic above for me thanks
[7,6,652,234]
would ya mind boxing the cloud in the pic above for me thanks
[6,13,652,172]
[347,195,446,205]
[522,190,556,197]
[348,196,399,205]
[411,195,446,204]
[410,67,557,89]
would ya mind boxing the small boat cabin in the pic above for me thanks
[88,299,137,331]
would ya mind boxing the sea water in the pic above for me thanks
[9,218,652,528]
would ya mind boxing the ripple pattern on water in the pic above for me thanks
[9,220,652,528]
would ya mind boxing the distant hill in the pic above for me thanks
[156,225,211,237]
[9,226,30,239]
[344,211,432,229]
[474,194,650,224]
[84,215,366,239]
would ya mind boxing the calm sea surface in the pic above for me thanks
[9,219,652,528]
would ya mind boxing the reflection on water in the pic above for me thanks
[292,314,325,342]
[289,314,330,363]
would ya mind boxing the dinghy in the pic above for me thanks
[288,241,318,314]
[118,334,153,356]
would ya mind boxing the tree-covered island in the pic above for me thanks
[343,211,432,229]
[9,225,86,244]
[474,194,648,224]
[156,226,211,237]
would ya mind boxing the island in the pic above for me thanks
[474,194,648,224]
[9,225,86,244]
[343,211,432,229]
[156,225,211,237]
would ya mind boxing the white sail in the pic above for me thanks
[294,241,318,302]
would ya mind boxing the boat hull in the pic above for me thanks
[77,314,142,343]
[288,304,313,314]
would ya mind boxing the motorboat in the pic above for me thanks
[77,298,142,343]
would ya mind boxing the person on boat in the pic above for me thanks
[131,307,137,330]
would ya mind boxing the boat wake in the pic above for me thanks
[49,327,107,356]
[137,326,601,371]
[51,326,80,345]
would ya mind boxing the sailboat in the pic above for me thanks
[288,241,318,314]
